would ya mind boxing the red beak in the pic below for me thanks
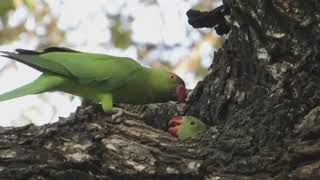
[168,127,179,137]
[176,85,187,103]
[168,116,184,137]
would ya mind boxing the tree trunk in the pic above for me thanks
[1,0,320,179]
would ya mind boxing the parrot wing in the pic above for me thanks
[1,47,143,91]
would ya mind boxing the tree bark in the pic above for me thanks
[1,0,320,179]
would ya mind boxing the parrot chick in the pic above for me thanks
[0,47,187,120]
[168,116,207,140]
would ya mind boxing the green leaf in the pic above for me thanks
[23,0,36,10]
[0,0,15,16]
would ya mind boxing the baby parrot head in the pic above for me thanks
[150,69,187,103]
[168,116,208,140]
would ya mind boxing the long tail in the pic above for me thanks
[0,74,64,102]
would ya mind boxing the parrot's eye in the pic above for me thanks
[190,121,195,126]
[170,74,176,80]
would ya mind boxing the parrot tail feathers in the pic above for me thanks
[0,51,42,71]
[0,74,64,102]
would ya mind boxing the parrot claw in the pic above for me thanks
[111,107,143,121]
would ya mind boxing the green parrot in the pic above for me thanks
[0,47,187,118]
[168,116,207,140]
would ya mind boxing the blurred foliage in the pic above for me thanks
[193,0,219,11]
[0,22,26,44]
[111,16,132,49]
[0,0,64,46]
[0,0,35,17]
[22,0,36,10]
[0,0,15,16]
[193,33,224,76]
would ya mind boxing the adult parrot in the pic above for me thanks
[0,47,187,119]
[168,116,207,140]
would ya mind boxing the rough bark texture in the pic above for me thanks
[1,0,320,179]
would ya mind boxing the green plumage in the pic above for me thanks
[0,47,185,112]
[178,116,207,140]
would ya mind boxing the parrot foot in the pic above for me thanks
[111,107,143,121]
